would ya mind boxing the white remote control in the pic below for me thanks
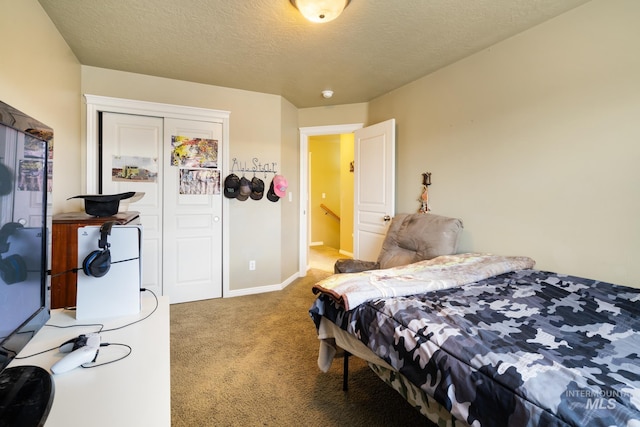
[51,333,100,374]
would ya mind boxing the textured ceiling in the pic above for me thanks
[38,0,590,108]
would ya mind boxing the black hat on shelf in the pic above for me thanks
[68,192,144,217]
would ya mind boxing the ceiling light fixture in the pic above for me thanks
[290,0,351,23]
[321,90,334,99]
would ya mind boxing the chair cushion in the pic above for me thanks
[377,213,463,269]
[334,259,379,274]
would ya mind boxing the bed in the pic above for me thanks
[309,253,640,426]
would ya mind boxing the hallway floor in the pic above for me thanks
[308,245,351,272]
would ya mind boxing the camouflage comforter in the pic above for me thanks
[309,269,640,426]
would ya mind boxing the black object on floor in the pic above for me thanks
[0,365,54,427]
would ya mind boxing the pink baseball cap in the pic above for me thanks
[272,175,288,197]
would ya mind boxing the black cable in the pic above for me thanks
[100,288,158,333]
[16,322,105,358]
[46,322,105,333]
[48,267,79,278]
[13,345,60,359]
[110,257,139,265]
[16,289,157,364]
[45,288,158,333]
[81,343,132,369]
[48,257,140,278]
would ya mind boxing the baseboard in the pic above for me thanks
[339,249,353,257]
[309,241,323,246]
[223,271,302,298]
[280,271,301,289]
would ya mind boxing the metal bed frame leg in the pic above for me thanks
[342,351,350,391]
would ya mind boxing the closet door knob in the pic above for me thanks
[383,215,391,222]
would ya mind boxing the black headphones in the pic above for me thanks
[82,221,117,278]
[0,222,28,285]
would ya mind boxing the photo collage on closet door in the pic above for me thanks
[170,136,220,195]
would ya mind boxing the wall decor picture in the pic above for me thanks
[179,169,220,195]
[171,136,218,168]
[111,155,158,183]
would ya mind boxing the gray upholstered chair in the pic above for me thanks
[334,213,463,274]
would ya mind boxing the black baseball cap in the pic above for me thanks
[267,179,279,202]
[237,177,252,201]
[223,174,241,198]
[250,177,264,200]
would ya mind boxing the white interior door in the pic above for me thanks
[101,112,163,297]
[163,118,223,303]
[353,119,395,261]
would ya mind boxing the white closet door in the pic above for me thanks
[162,118,223,303]
[101,112,164,297]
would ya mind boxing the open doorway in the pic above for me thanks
[298,124,363,275]
[308,134,354,272]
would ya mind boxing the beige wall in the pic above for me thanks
[0,0,82,215]
[280,97,300,280]
[369,0,640,287]
[298,103,368,128]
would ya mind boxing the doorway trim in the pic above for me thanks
[298,123,363,276]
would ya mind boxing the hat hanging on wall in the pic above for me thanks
[273,175,288,197]
[236,177,252,201]
[69,192,145,217]
[250,177,264,200]
[223,174,241,198]
[267,175,288,202]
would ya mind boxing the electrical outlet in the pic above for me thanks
[249,260,256,271]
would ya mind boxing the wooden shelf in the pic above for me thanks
[50,211,140,309]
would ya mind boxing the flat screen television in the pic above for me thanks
[0,100,54,425]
